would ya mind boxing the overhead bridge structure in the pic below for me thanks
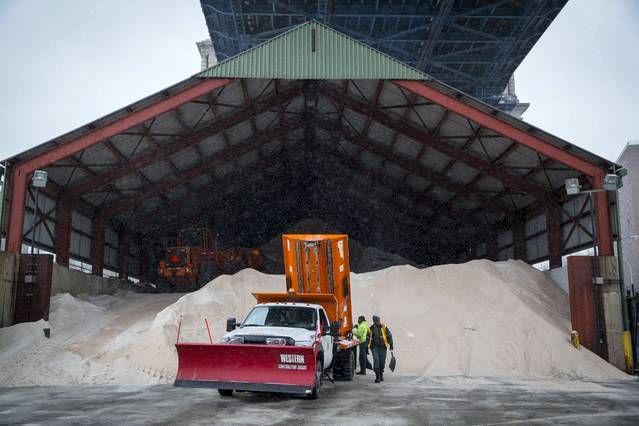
[200,0,567,110]
[0,22,620,282]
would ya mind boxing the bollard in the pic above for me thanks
[570,330,580,349]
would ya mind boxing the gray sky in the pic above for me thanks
[0,0,637,163]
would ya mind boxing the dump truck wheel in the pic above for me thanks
[332,349,354,381]
[309,359,323,399]
[218,389,233,397]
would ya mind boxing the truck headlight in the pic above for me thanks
[265,337,287,345]
[223,336,244,344]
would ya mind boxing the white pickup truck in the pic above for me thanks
[174,234,358,398]
[224,303,335,365]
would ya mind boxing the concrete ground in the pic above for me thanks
[1,375,638,425]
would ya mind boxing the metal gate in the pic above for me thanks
[567,256,608,360]
[14,254,53,324]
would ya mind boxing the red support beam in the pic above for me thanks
[21,79,232,174]
[6,168,28,252]
[91,216,105,276]
[6,78,233,253]
[54,197,72,267]
[513,215,526,261]
[66,84,302,199]
[546,205,562,269]
[118,230,129,281]
[321,86,554,204]
[393,80,605,178]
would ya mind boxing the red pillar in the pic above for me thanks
[546,205,562,269]
[118,230,129,281]
[513,215,526,261]
[54,197,72,266]
[91,216,105,276]
[592,177,614,256]
[6,79,233,253]
[6,167,28,252]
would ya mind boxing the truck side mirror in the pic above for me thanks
[329,321,340,337]
[321,325,330,336]
[226,317,237,332]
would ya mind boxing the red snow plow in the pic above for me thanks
[174,235,358,398]
[175,343,318,395]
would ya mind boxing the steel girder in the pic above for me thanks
[201,0,567,107]
[101,120,298,217]
[394,80,606,178]
[66,83,303,199]
[6,78,234,252]
[315,116,512,218]
[321,83,554,204]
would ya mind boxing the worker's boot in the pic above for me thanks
[380,371,384,382]
[374,369,380,383]
[357,369,366,375]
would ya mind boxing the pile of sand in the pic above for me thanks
[260,218,417,273]
[0,260,628,386]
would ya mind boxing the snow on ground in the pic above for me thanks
[0,260,629,386]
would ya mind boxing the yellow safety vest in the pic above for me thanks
[368,324,389,349]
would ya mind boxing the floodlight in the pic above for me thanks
[603,174,620,191]
[31,170,48,188]
[564,178,581,195]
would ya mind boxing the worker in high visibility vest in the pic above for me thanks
[368,315,394,383]
[353,315,369,375]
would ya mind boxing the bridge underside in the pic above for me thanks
[200,0,567,108]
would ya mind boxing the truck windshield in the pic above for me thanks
[242,306,317,331]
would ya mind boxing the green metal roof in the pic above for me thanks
[198,21,430,80]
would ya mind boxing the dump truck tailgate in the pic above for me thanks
[175,343,317,395]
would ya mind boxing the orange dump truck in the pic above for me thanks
[174,234,359,398]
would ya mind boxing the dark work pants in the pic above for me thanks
[358,342,368,372]
[371,346,387,373]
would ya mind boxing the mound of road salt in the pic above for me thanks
[0,260,628,386]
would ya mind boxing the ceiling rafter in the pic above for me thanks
[321,84,554,205]
[102,119,297,217]
[317,138,488,230]
[66,83,304,199]
[315,117,513,216]
[129,159,293,234]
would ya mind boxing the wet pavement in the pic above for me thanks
[1,375,638,425]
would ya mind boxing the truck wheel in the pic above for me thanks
[332,349,355,381]
[309,359,323,399]
[218,389,233,397]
